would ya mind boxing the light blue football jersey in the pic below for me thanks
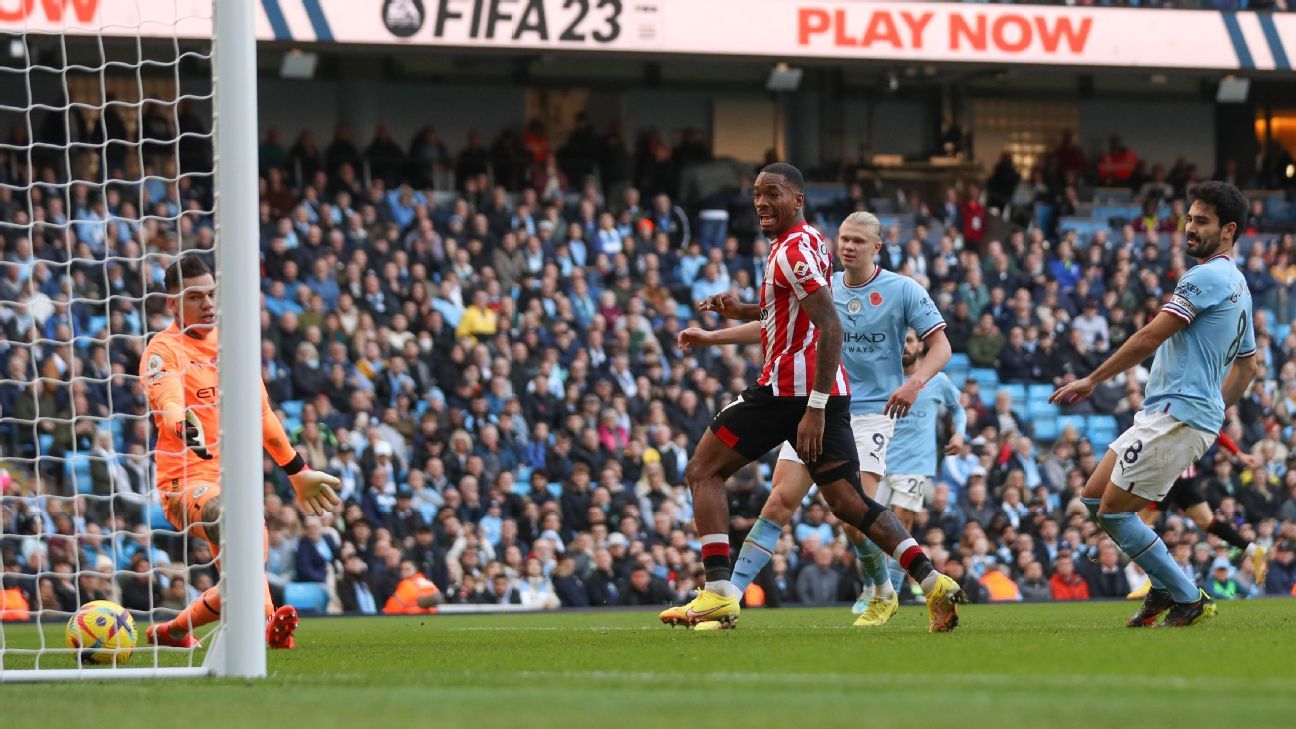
[887,372,967,477]
[835,269,946,415]
[1145,254,1255,434]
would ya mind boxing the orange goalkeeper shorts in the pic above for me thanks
[161,478,222,545]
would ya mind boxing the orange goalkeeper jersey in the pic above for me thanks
[141,323,298,489]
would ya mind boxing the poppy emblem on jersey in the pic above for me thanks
[847,298,862,315]
[869,292,884,306]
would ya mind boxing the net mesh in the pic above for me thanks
[0,1,220,673]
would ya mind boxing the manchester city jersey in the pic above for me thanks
[1146,254,1255,434]
[835,269,946,415]
[887,372,966,477]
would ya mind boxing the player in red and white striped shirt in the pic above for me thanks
[758,219,849,397]
[659,163,959,630]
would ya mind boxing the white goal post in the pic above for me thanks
[0,0,264,681]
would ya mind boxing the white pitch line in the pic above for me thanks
[440,670,1295,693]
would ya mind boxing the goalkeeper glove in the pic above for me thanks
[289,467,342,517]
[177,409,212,460]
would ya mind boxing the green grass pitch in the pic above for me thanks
[4,600,1295,729]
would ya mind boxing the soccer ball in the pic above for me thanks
[65,600,137,665]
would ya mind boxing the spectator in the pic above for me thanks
[295,516,339,584]
[795,547,840,606]
[1048,553,1090,601]
[1018,561,1052,602]
[1205,557,1242,601]
[1080,540,1130,598]
[619,565,673,606]
[1265,541,1296,596]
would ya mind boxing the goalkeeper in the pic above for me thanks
[141,256,340,649]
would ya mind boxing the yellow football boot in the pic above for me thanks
[852,592,899,627]
[925,574,966,633]
[659,589,740,628]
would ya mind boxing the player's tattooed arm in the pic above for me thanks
[796,287,842,462]
[800,287,843,396]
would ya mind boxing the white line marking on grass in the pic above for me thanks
[445,670,1294,693]
[440,626,655,632]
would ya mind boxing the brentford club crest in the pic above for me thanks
[869,291,883,306]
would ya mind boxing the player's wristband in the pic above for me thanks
[807,390,829,409]
[280,453,307,476]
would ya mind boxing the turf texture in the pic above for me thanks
[3,600,1294,729]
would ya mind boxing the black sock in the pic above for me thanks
[704,556,731,583]
[1207,517,1250,551]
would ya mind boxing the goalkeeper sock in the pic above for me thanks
[1099,512,1197,603]
[852,536,894,598]
[731,517,781,592]
[169,586,221,637]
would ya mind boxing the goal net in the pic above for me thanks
[0,0,264,680]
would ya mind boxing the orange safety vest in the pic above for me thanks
[1,587,31,621]
[383,574,440,615]
[980,570,1022,602]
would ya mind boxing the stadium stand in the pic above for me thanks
[2,114,1295,618]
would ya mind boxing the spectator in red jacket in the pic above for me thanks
[1049,553,1091,601]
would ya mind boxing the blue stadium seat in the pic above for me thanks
[66,454,94,495]
[284,582,329,614]
[946,354,970,388]
[802,185,845,214]
[948,368,968,388]
[547,482,563,500]
[1026,398,1058,421]
[1028,384,1055,401]
[1277,323,1291,342]
[1058,414,1087,437]
[1002,383,1026,407]
[1032,415,1059,441]
[875,213,912,230]
[1091,204,1141,224]
[280,400,304,419]
[516,465,532,484]
[968,368,998,387]
[38,433,54,454]
[1058,217,1107,238]
[1086,415,1119,450]
[1092,187,1133,204]
[149,503,173,530]
[1032,203,1054,233]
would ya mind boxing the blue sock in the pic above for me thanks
[1081,497,1101,520]
[1099,512,1196,603]
[731,517,781,591]
[1087,496,1163,590]
[887,558,907,596]
[852,537,894,597]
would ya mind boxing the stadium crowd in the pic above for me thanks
[2,114,1296,623]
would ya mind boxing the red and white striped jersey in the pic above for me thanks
[757,221,850,398]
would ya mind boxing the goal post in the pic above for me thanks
[213,0,266,681]
[0,0,264,681]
